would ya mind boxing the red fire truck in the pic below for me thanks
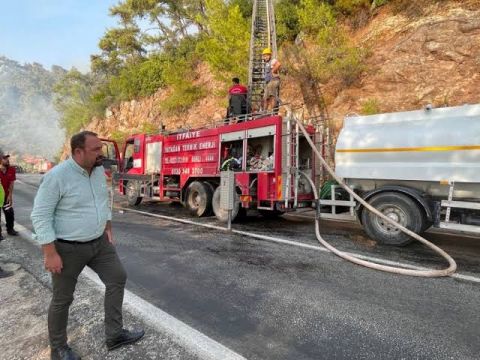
[103,115,318,221]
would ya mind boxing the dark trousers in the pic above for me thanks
[0,205,14,233]
[49,234,127,349]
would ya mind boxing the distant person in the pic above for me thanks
[227,77,248,123]
[0,180,13,279]
[0,152,18,239]
[31,131,144,360]
[262,48,281,112]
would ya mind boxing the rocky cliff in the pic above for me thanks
[332,1,480,125]
[85,63,226,143]
[83,0,480,144]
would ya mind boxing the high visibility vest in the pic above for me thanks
[0,183,4,206]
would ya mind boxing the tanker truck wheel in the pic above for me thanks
[186,181,213,217]
[126,181,142,206]
[361,192,425,246]
[212,186,241,222]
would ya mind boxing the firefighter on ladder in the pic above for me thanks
[262,48,281,113]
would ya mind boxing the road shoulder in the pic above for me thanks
[0,233,200,360]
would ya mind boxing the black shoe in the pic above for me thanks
[7,230,18,236]
[50,344,81,360]
[0,267,13,279]
[0,235,4,241]
[106,328,145,351]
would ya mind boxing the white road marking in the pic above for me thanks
[120,207,480,285]
[12,222,247,360]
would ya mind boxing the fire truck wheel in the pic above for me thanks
[212,186,241,222]
[361,192,425,246]
[203,181,215,196]
[126,181,142,206]
[186,181,213,217]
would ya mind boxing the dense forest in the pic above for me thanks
[54,0,396,137]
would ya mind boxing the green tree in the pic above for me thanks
[297,0,336,35]
[293,0,366,86]
[276,0,301,43]
[229,0,253,18]
[159,56,206,114]
[53,69,107,135]
[57,0,255,128]
[361,98,381,115]
[196,0,250,82]
[108,55,166,101]
[92,25,145,76]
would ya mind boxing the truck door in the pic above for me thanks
[100,139,122,174]
[122,134,146,175]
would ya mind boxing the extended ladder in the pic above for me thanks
[247,0,278,113]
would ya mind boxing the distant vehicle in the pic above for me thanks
[36,159,53,174]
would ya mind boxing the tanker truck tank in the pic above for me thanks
[331,104,480,243]
[335,104,480,200]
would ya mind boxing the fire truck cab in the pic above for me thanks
[107,115,317,221]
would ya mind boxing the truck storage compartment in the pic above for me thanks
[220,140,243,171]
[246,126,275,172]
[298,136,313,170]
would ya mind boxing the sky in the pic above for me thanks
[0,0,119,72]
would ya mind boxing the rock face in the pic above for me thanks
[87,63,226,140]
[327,3,480,128]
[85,1,480,145]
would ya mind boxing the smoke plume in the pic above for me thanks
[0,56,65,160]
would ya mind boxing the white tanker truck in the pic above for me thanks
[321,104,480,246]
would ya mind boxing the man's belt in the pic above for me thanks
[56,236,102,245]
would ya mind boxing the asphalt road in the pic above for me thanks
[12,174,480,360]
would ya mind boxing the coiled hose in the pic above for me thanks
[291,111,457,277]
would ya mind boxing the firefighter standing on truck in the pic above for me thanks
[227,77,248,124]
[262,48,281,112]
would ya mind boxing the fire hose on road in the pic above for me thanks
[288,109,457,277]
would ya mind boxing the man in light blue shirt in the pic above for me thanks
[31,131,144,360]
